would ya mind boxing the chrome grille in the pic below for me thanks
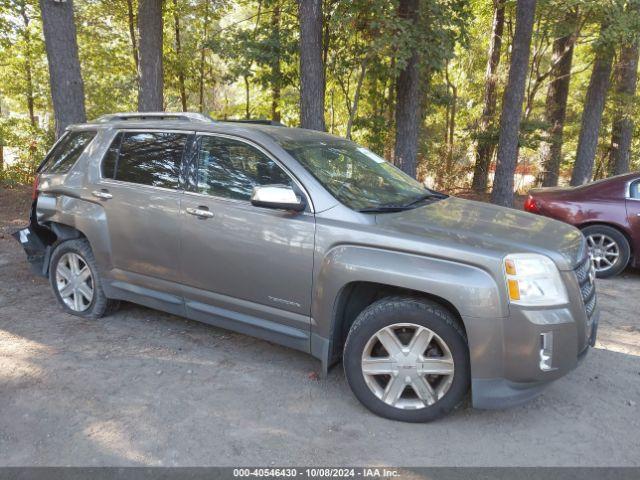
[575,255,596,319]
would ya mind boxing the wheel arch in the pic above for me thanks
[325,281,468,369]
[35,194,113,274]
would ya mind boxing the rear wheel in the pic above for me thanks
[582,225,630,278]
[343,296,470,422]
[49,239,119,319]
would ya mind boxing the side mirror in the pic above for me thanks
[251,185,306,212]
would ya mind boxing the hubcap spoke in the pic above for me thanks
[375,328,404,357]
[59,282,74,298]
[57,265,73,282]
[381,376,406,406]
[417,357,455,376]
[73,291,83,310]
[361,358,397,375]
[77,283,93,302]
[77,266,92,283]
[411,376,437,405]
[68,254,81,275]
[407,327,434,356]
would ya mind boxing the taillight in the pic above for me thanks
[524,195,540,214]
[32,174,40,201]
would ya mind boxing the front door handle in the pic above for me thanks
[186,206,214,218]
[92,189,113,200]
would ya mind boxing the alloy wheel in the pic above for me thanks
[361,323,455,410]
[55,252,94,312]
[586,233,620,273]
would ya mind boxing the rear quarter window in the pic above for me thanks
[39,130,97,174]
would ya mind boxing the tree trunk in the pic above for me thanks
[444,60,457,175]
[322,0,331,92]
[271,3,282,122]
[394,0,421,179]
[298,0,325,130]
[39,0,86,138]
[471,0,505,193]
[538,19,576,187]
[126,0,139,73]
[137,0,164,112]
[570,37,614,185]
[385,57,396,161]
[198,0,210,113]
[18,2,36,127]
[609,41,639,175]
[244,75,251,119]
[345,57,368,140]
[0,96,3,173]
[173,0,187,111]
[491,0,537,207]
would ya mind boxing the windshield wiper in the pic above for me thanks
[401,191,448,208]
[358,191,448,213]
[358,205,408,213]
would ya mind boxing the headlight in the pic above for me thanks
[503,253,568,306]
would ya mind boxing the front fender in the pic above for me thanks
[310,245,506,370]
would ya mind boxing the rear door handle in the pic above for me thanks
[186,207,214,218]
[92,189,113,200]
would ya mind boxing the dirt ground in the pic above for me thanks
[1,185,639,466]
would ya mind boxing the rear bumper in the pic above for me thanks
[12,222,54,277]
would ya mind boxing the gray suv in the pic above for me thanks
[15,112,598,422]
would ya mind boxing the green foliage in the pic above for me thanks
[0,116,52,186]
[0,0,638,188]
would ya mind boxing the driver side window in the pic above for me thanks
[630,180,640,199]
[195,135,293,200]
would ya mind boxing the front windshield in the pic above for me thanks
[283,140,436,211]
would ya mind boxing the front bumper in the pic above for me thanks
[471,306,599,409]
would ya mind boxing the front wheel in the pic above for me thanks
[343,297,470,422]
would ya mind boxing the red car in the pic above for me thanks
[525,172,640,278]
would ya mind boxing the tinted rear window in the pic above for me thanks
[40,131,97,174]
[102,131,189,189]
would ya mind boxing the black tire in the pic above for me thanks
[581,225,631,278]
[343,296,470,422]
[49,238,119,319]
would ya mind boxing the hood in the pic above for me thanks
[374,197,585,270]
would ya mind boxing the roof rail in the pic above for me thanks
[94,112,214,123]
[219,119,284,126]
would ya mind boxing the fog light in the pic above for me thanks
[539,332,555,371]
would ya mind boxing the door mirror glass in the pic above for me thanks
[251,185,305,211]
